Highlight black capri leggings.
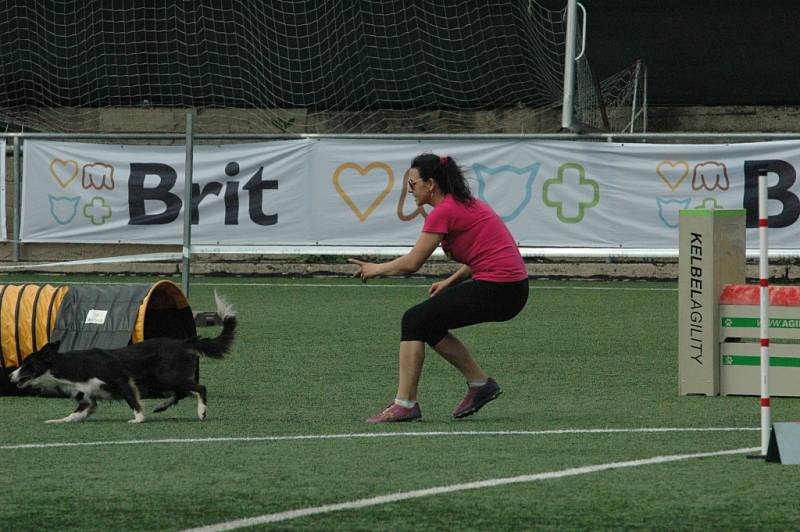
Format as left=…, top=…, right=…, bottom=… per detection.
left=401, top=278, right=529, bottom=346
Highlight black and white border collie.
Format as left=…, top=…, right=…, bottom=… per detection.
left=10, top=291, right=236, bottom=423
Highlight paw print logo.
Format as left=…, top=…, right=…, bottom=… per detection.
left=692, top=161, right=730, bottom=192
left=83, top=197, right=112, bottom=225
left=724, top=318, right=733, bottom=327
left=82, top=163, right=115, bottom=190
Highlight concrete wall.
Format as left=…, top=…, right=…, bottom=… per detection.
left=9, top=104, right=800, bottom=136
left=647, top=106, right=800, bottom=133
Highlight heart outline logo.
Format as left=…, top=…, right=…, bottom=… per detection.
left=49, top=159, right=79, bottom=189
left=396, top=168, right=428, bottom=221
left=656, top=160, right=689, bottom=191
left=333, top=162, right=395, bottom=222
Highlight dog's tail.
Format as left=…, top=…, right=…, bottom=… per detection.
left=190, top=290, right=237, bottom=359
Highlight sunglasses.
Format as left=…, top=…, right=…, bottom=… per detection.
left=408, top=178, right=421, bottom=190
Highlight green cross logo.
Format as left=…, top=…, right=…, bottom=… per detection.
left=695, top=197, right=723, bottom=209
left=542, top=163, right=600, bottom=223
left=83, top=196, right=112, bottom=225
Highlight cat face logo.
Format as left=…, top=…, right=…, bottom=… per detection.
left=473, top=163, right=540, bottom=222
left=656, top=197, right=691, bottom=228
left=48, top=195, right=80, bottom=225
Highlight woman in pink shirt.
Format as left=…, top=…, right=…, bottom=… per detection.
left=350, top=153, right=529, bottom=423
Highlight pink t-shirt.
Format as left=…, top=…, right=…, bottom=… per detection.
left=422, top=195, right=527, bottom=282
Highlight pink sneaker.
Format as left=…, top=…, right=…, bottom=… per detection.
left=367, top=402, right=422, bottom=423
left=452, top=378, right=502, bottom=419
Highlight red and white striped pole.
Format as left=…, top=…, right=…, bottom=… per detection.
left=758, top=169, right=771, bottom=456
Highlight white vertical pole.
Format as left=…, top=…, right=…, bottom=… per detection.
left=12, top=135, right=21, bottom=262
left=182, top=112, right=195, bottom=298
left=758, top=169, right=771, bottom=456
left=629, top=62, right=640, bottom=134
left=561, top=0, right=578, bottom=130
left=642, top=63, right=648, bottom=133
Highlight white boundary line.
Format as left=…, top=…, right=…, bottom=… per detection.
left=183, top=446, right=759, bottom=531
left=0, top=427, right=756, bottom=451
left=0, top=252, right=182, bottom=271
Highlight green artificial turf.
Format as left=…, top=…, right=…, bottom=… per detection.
left=1, top=275, right=799, bottom=531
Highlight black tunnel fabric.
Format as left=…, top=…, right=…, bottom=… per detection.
left=50, top=284, right=153, bottom=352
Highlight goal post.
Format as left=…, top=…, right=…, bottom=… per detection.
left=0, top=1, right=644, bottom=135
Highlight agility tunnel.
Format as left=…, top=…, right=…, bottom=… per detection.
left=0, top=280, right=196, bottom=395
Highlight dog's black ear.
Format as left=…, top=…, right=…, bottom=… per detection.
left=43, top=341, right=61, bottom=353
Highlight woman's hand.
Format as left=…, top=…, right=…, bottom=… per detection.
left=429, top=265, right=471, bottom=297
left=428, top=279, right=450, bottom=297
left=348, top=258, right=381, bottom=282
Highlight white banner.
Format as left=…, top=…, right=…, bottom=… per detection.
left=20, top=139, right=800, bottom=248
left=22, top=140, right=312, bottom=245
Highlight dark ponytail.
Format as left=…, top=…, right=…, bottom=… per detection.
left=410, top=153, right=473, bottom=203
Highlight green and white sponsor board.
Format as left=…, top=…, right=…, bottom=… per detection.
left=719, top=305, right=800, bottom=396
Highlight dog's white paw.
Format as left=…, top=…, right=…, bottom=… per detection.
left=129, top=411, right=146, bottom=424
left=46, top=412, right=85, bottom=423
left=198, top=404, right=208, bottom=420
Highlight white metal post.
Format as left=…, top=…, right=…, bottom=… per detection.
left=561, top=0, right=579, bottom=130
left=12, top=135, right=21, bottom=262
left=642, top=63, right=648, bottom=133
left=630, top=61, right=640, bottom=133
left=182, top=112, right=195, bottom=298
